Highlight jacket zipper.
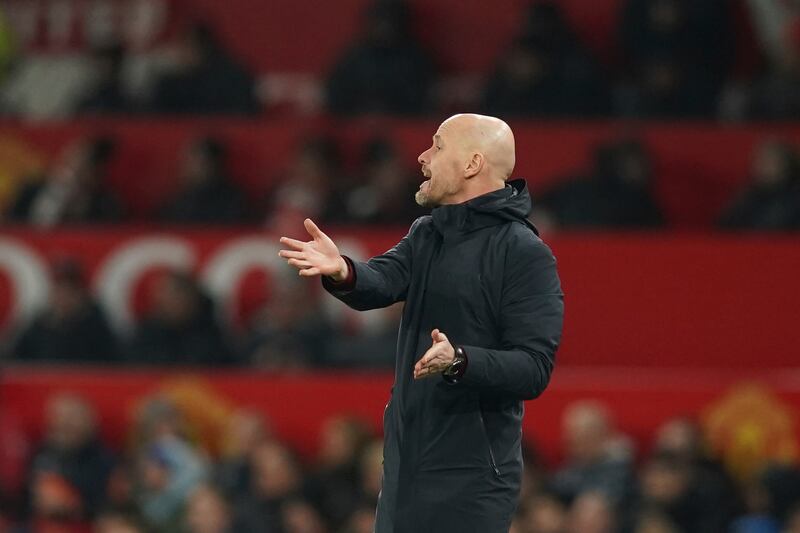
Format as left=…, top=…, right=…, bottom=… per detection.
left=478, top=409, right=501, bottom=477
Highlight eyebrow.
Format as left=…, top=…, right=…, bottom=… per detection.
left=433, top=134, right=442, bottom=144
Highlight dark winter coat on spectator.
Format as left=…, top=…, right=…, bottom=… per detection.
left=13, top=302, right=117, bottom=363
left=323, top=180, right=564, bottom=533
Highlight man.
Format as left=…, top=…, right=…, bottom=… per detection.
left=278, top=114, right=564, bottom=532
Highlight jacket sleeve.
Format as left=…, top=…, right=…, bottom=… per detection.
left=459, top=234, right=564, bottom=400
left=321, top=218, right=420, bottom=311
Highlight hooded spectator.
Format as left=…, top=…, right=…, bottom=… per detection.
left=326, top=0, right=434, bottom=115
left=128, top=270, right=233, bottom=365
left=149, top=23, right=258, bottom=115
left=159, top=137, right=249, bottom=224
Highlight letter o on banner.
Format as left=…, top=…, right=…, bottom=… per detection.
left=200, top=237, right=286, bottom=328
left=0, top=238, right=51, bottom=334
left=94, top=236, right=196, bottom=335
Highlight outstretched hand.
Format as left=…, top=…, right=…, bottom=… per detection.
left=414, top=329, right=456, bottom=379
left=279, top=218, right=348, bottom=280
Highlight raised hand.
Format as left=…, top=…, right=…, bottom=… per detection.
left=413, top=329, right=455, bottom=379
left=279, top=218, right=349, bottom=280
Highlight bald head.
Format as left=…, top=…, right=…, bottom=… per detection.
left=416, top=114, right=516, bottom=207
left=441, top=114, right=516, bottom=181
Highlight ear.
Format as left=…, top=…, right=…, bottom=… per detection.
left=464, top=152, right=484, bottom=179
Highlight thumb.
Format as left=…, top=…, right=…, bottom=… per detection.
left=304, top=218, right=323, bottom=239
left=431, top=329, right=447, bottom=344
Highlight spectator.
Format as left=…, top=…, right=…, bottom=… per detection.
left=265, top=136, right=346, bottom=235
left=8, top=136, right=124, bottom=226
left=94, top=511, right=145, bottom=533
left=515, top=491, right=568, bottom=533
left=77, top=43, right=134, bottom=115
left=552, top=401, right=635, bottom=505
left=12, top=258, right=118, bottom=363
left=128, top=271, right=234, bottom=365
left=241, top=274, right=333, bottom=369
left=537, top=139, right=664, bottom=230
left=748, top=45, right=800, bottom=120
left=718, top=140, right=800, bottom=230
left=159, top=137, right=250, bottom=225
left=215, top=410, right=273, bottom=500
left=355, top=439, right=384, bottom=506
left=133, top=399, right=208, bottom=533
left=630, top=509, right=682, bottom=533
left=233, top=441, right=303, bottom=532
left=281, top=498, right=328, bottom=533
left=24, top=394, right=115, bottom=522
left=482, top=38, right=571, bottom=118
left=149, top=23, right=258, bottom=115
left=326, top=303, right=401, bottom=368
left=651, top=417, right=738, bottom=529
left=483, top=3, right=610, bottom=117
left=184, top=484, right=233, bottom=533
left=566, top=491, right=617, bottom=533
left=617, top=0, right=734, bottom=118
left=326, top=0, right=434, bottom=115
left=342, top=137, right=426, bottom=225
left=305, top=416, right=371, bottom=528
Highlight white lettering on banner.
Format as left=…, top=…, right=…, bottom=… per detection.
left=0, top=234, right=394, bottom=338
left=200, top=238, right=287, bottom=328
left=93, top=236, right=195, bottom=335
left=0, top=238, right=51, bottom=332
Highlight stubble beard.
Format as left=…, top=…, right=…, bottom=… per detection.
left=415, top=189, right=432, bottom=207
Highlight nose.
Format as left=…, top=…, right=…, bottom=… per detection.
left=418, top=149, right=429, bottom=165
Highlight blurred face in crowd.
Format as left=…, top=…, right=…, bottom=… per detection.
left=359, top=439, right=385, bottom=498
left=346, top=507, right=377, bottom=533
left=95, top=513, right=143, bottom=533
left=752, top=142, right=796, bottom=188
left=566, top=492, right=615, bottom=533
left=648, top=0, right=683, bottom=33
left=520, top=493, right=567, bottom=533
left=282, top=500, right=326, bottom=533
left=152, top=272, right=199, bottom=326
left=563, top=402, right=611, bottom=465
left=50, top=279, right=88, bottom=322
left=223, top=410, right=270, bottom=458
left=319, top=416, right=367, bottom=468
left=252, top=442, right=300, bottom=500
left=640, top=457, right=690, bottom=505
left=185, top=485, right=231, bottom=533
left=46, top=394, right=96, bottom=452
left=183, top=143, right=219, bottom=188
left=655, top=417, right=701, bottom=460
left=417, top=114, right=514, bottom=207
left=503, top=44, right=549, bottom=88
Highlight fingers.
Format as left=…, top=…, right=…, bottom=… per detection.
left=278, top=250, right=306, bottom=261
left=431, top=328, right=439, bottom=342
left=304, top=218, right=323, bottom=239
left=279, top=237, right=306, bottom=250
left=299, top=267, right=321, bottom=277
left=288, top=258, right=313, bottom=269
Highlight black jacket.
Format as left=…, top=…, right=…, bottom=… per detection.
left=324, top=179, right=564, bottom=533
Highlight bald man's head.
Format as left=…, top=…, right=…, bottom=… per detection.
left=416, top=114, right=516, bottom=207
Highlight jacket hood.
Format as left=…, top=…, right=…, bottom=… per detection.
left=431, top=178, right=538, bottom=237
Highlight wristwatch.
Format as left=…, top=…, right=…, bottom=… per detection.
left=442, top=345, right=468, bottom=383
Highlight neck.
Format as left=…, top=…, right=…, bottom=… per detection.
left=443, top=178, right=505, bottom=205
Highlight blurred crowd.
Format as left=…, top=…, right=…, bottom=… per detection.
left=3, top=256, right=400, bottom=369
left=2, top=128, right=799, bottom=232
left=1, top=0, right=800, bottom=120
left=2, top=393, right=800, bottom=533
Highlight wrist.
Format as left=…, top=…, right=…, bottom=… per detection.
left=442, top=345, right=468, bottom=383
left=330, top=257, right=348, bottom=282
